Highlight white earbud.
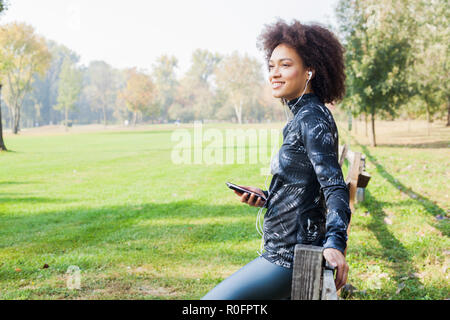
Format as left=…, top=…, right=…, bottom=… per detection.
left=308, top=71, right=312, bottom=80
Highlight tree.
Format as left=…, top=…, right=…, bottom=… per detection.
left=214, top=51, right=264, bottom=124
left=185, top=49, right=222, bottom=85
left=25, top=41, right=79, bottom=126
left=0, top=22, right=51, bottom=134
left=405, top=0, right=449, bottom=131
left=0, top=0, right=8, bottom=150
left=54, top=56, right=82, bottom=129
left=0, top=1, right=7, bottom=14
left=0, top=84, right=6, bottom=150
left=111, top=69, right=129, bottom=124
left=185, top=49, right=222, bottom=121
left=119, top=68, right=157, bottom=126
left=256, top=83, right=284, bottom=122
left=83, top=61, right=117, bottom=126
left=151, top=55, right=178, bottom=121
left=336, top=0, right=417, bottom=146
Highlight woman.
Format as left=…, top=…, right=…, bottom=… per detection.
left=202, top=19, right=351, bottom=300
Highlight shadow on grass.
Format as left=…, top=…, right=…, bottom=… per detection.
left=0, top=149, right=19, bottom=153
left=350, top=137, right=448, bottom=238
left=380, top=141, right=450, bottom=149
left=0, top=196, right=74, bottom=204
left=102, top=130, right=174, bottom=136
left=341, top=132, right=449, bottom=298
left=0, top=181, right=71, bottom=205
left=361, top=189, right=424, bottom=296
left=0, top=181, right=37, bottom=185
left=0, top=200, right=260, bottom=263
left=0, top=199, right=264, bottom=301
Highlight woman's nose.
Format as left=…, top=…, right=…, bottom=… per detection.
left=270, top=67, right=281, bottom=78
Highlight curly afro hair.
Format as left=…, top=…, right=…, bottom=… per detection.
left=257, top=19, right=346, bottom=105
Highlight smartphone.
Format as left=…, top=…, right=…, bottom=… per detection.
left=226, top=182, right=267, bottom=201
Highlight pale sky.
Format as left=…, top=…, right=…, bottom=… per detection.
left=1, top=0, right=339, bottom=79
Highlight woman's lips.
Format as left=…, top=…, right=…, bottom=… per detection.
left=272, top=82, right=285, bottom=89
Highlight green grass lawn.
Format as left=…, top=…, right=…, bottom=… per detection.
left=0, top=122, right=448, bottom=299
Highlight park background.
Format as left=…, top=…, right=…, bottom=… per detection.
left=0, top=0, right=448, bottom=299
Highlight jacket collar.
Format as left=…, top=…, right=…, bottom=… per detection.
left=286, top=93, right=321, bottom=116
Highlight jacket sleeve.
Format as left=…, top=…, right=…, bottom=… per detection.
left=262, top=190, right=269, bottom=208
left=298, top=105, right=351, bottom=254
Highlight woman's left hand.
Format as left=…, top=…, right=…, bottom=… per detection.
left=322, top=248, right=349, bottom=291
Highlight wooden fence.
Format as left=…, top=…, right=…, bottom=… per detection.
left=291, top=144, right=371, bottom=300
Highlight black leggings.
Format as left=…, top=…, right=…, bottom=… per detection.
left=201, top=256, right=293, bottom=300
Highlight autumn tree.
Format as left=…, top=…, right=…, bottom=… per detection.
left=151, top=55, right=178, bottom=121
left=186, top=49, right=222, bottom=120
left=110, top=69, right=128, bottom=124
left=54, top=56, right=82, bottom=129
left=0, top=22, right=51, bottom=134
left=257, top=82, right=284, bottom=122
left=24, top=41, right=80, bottom=126
left=214, top=51, right=263, bottom=124
left=83, top=61, right=117, bottom=126
left=119, top=68, right=157, bottom=126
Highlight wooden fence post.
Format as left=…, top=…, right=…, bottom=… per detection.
left=321, top=268, right=338, bottom=300
left=291, top=145, right=371, bottom=300
left=291, top=244, right=324, bottom=300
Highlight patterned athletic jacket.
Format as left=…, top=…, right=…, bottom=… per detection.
left=261, top=93, right=351, bottom=269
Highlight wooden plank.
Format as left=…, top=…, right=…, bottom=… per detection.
left=338, top=144, right=348, bottom=167
left=321, top=269, right=338, bottom=300
left=343, top=151, right=361, bottom=258
left=291, top=244, right=324, bottom=300
left=346, top=151, right=361, bottom=216
left=357, top=171, right=371, bottom=188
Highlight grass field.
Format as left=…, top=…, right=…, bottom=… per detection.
left=0, top=119, right=449, bottom=300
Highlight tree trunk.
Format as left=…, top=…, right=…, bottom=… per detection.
left=65, top=106, right=69, bottom=132
left=446, top=100, right=449, bottom=127
left=13, top=104, right=20, bottom=134
left=234, top=103, right=242, bottom=124
left=0, top=84, right=7, bottom=151
left=102, top=104, right=107, bottom=127
left=133, top=111, right=137, bottom=126
left=426, top=104, right=431, bottom=136
left=9, top=111, right=13, bottom=132
left=364, top=112, right=368, bottom=137
left=370, top=109, right=376, bottom=147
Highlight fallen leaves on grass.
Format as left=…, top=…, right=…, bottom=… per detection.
left=137, top=285, right=177, bottom=297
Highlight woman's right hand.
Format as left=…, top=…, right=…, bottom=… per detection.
left=234, top=186, right=266, bottom=208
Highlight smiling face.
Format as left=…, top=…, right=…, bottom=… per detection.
left=268, top=43, right=313, bottom=101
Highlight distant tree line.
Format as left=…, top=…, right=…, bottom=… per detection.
left=0, top=22, right=283, bottom=135
left=0, top=0, right=448, bottom=150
